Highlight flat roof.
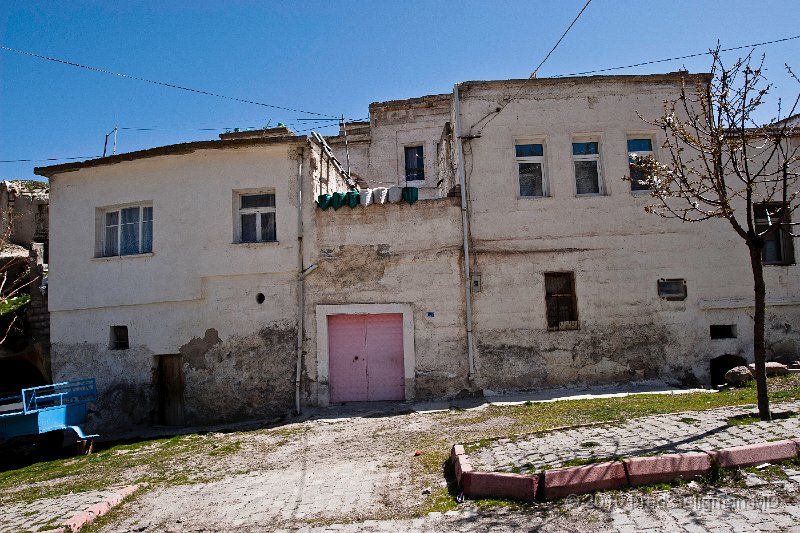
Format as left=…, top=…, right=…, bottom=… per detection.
left=34, top=134, right=306, bottom=177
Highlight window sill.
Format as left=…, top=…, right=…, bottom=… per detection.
left=232, top=241, right=280, bottom=247
left=93, top=253, right=154, bottom=262
left=518, top=195, right=552, bottom=200
left=575, top=193, right=608, bottom=198
left=630, top=189, right=652, bottom=196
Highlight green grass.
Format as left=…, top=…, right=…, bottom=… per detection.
left=727, top=410, right=797, bottom=426
left=456, top=376, right=800, bottom=454
left=0, top=294, right=30, bottom=316
left=557, top=456, right=621, bottom=468
left=0, top=433, right=248, bottom=506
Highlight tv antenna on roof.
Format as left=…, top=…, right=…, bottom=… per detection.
left=103, top=126, right=117, bottom=157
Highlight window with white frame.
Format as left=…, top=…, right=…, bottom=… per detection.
left=102, top=204, right=153, bottom=257
left=404, top=145, right=425, bottom=181
left=515, top=142, right=547, bottom=197
left=572, top=140, right=602, bottom=195
left=628, top=138, right=654, bottom=191
left=237, top=191, right=276, bottom=243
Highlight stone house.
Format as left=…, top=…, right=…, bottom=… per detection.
left=0, top=180, right=51, bottom=392
left=35, top=73, right=800, bottom=432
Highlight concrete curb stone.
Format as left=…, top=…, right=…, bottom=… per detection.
left=39, top=484, right=139, bottom=533
left=711, top=440, right=798, bottom=468
left=462, top=471, right=538, bottom=501
left=624, top=452, right=713, bottom=486
left=541, top=461, right=628, bottom=501
left=454, top=437, right=800, bottom=502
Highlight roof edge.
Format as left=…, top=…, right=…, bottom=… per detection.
left=458, top=72, right=713, bottom=90
left=35, top=135, right=307, bottom=177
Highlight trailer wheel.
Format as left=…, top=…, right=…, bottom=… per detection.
left=76, top=439, right=94, bottom=455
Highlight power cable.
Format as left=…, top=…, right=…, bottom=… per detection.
left=0, top=45, right=337, bottom=118
left=531, top=0, right=593, bottom=77
left=0, top=119, right=360, bottom=163
left=471, top=0, right=593, bottom=132
left=552, top=34, right=800, bottom=78
left=1, top=156, right=101, bottom=163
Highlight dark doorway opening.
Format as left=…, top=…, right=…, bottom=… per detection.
left=710, top=353, right=747, bottom=386
left=0, top=359, right=47, bottom=397
left=156, top=354, right=185, bottom=426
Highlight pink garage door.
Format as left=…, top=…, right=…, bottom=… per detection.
left=328, top=313, right=405, bottom=402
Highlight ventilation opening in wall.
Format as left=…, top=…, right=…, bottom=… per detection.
left=256, top=293, right=265, bottom=304
left=710, top=324, right=737, bottom=340
left=110, top=326, right=129, bottom=350
left=657, top=278, right=687, bottom=300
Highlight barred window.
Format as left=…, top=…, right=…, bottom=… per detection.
left=545, top=272, right=579, bottom=331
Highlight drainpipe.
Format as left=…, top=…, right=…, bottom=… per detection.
left=295, top=148, right=304, bottom=415
left=453, top=84, right=476, bottom=381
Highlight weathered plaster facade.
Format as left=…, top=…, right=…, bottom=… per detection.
left=36, top=73, right=800, bottom=433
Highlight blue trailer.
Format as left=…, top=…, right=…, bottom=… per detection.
left=0, top=378, right=98, bottom=450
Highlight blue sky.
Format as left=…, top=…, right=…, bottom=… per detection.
left=2, top=1, right=799, bottom=181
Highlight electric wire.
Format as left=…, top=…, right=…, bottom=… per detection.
left=472, top=0, right=593, bottom=132
left=551, top=34, right=800, bottom=78
left=1, top=156, right=101, bottom=163
left=0, top=118, right=366, bottom=163
left=0, top=45, right=337, bottom=118
left=532, top=0, right=593, bottom=77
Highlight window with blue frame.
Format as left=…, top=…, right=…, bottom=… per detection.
left=628, top=138, right=654, bottom=191
left=572, top=141, right=602, bottom=195
left=515, top=143, right=547, bottom=197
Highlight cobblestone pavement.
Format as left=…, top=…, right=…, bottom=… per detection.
left=471, top=400, right=800, bottom=473
left=6, top=391, right=800, bottom=532
left=108, top=460, right=402, bottom=531
left=280, top=471, right=800, bottom=532
left=0, top=486, right=125, bottom=533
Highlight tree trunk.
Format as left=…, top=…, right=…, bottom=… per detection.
left=748, top=243, right=771, bottom=421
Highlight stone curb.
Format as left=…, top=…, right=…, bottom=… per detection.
left=541, top=461, right=627, bottom=501
left=39, top=484, right=139, bottom=533
left=451, top=437, right=800, bottom=502
left=710, top=439, right=798, bottom=469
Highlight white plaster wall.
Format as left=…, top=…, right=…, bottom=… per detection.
left=329, top=95, right=452, bottom=199
left=49, top=144, right=303, bottom=314
left=303, top=196, right=467, bottom=401
left=48, top=142, right=313, bottom=429
left=457, top=76, right=800, bottom=386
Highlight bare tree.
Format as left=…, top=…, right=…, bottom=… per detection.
left=629, top=49, right=800, bottom=421
left=0, top=211, right=34, bottom=344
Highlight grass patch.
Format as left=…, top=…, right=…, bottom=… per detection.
left=557, top=456, right=622, bottom=468
left=679, top=417, right=698, bottom=424
left=580, top=441, right=600, bottom=448
left=728, top=410, right=796, bottom=426
left=0, top=432, right=249, bottom=506
left=456, top=375, right=800, bottom=454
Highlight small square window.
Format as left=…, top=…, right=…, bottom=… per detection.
left=237, top=191, right=277, bottom=243
left=515, top=142, right=547, bottom=197
left=572, top=140, right=602, bottom=195
left=404, top=145, right=425, bottom=181
left=545, top=272, right=579, bottom=331
left=628, top=138, right=654, bottom=191
left=710, top=324, right=737, bottom=339
left=657, top=278, right=687, bottom=301
left=110, top=326, right=129, bottom=350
